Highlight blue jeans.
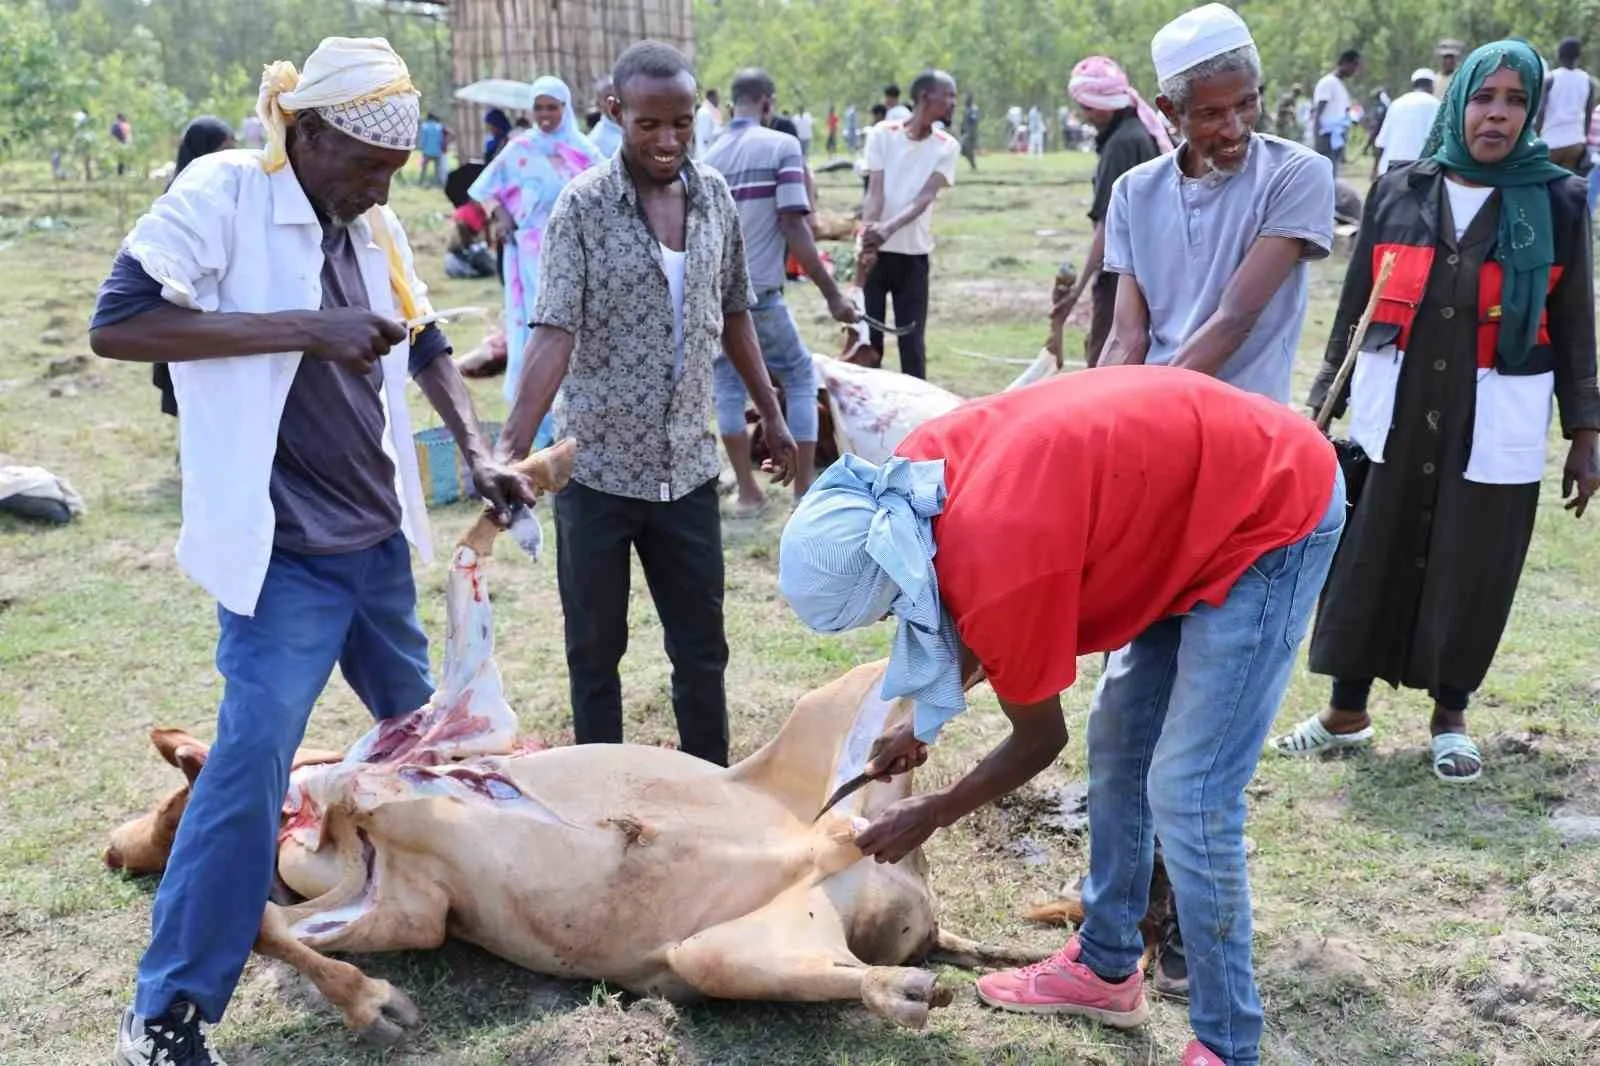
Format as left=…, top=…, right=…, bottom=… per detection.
left=1078, top=470, right=1345, bottom=1065
left=713, top=289, right=819, bottom=442
left=133, top=533, right=434, bottom=1023
left=1588, top=157, right=1599, bottom=215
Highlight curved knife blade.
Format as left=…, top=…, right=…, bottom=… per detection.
left=813, top=770, right=876, bottom=823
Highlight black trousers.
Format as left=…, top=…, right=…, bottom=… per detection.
left=863, top=251, right=931, bottom=379
left=554, top=478, right=729, bottom=765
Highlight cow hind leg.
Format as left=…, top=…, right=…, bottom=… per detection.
left=255, top=904, right=421, bottom=1046
left=665, top=888, right=953, bottom=1030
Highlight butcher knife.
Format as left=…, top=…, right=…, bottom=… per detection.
left=859, top=312, right=918, bottom=338
left=813, top=770, right=877, bottom=823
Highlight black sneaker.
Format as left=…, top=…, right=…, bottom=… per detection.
left=1151, top=921, right=1190, bottom=1001
left=114, top=1002, right=226, bottom=1066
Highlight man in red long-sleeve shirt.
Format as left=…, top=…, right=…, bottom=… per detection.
left=778, top=366, right=1343, bottom=1066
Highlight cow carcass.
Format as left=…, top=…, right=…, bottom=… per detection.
left=105, top=440, right=1041, bottom=1043
left=750, top=353, right=966, bottom=472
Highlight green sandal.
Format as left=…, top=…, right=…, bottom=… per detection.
left=1430, top=732, right=1483, bottom=783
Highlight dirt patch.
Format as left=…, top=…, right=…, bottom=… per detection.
left=1549, top=761, right=1600, bottom=845
left=1454, top=931, right=1560, bottom=1024
left=510, top=997, right=687, bottom=1066
left=995, top=783, right=1088, bottom=866
left=1522, top=872, right=1589, bottom=915
left=44, top=354, right=89, bottom=378
left=1408, top=929, right=1600, bottom=1062
left=1263, top=934, right=1380, bottom=1002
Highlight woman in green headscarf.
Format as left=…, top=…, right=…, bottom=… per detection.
left=1276, top=39, right=1600, bottom=782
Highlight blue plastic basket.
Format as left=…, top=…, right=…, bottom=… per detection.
left=413, top=422, right=503, bottom=507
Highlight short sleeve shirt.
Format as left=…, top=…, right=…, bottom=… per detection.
left=895, top=367, right=1337, bottom=703
left=1102, top=133, right=1335, bottom=402
left=703, top=119, right=810, bottom=293
left=532, top=154, right=756, bottom=502
left=1089, top=111, right=1163, bottom=224
left=866, top=122, right=961, bottom=255
left=1314, top=73, right=1351, bottom=126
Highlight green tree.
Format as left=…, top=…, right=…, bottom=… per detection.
left=0, top=0, right=91, bottom=160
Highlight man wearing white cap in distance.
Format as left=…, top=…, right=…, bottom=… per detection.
left=1371, top=68, right=1441, bottom=179
left=1097, top=2, right=1334, bottom=411
left=91, top=37, right=534, bottom=1066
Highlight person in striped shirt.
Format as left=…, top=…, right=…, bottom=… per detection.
left=703, top=68, right=859, bottom=511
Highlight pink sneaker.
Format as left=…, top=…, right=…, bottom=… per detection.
left=1182, top=1038, right=1227, bottom=1065
left=975, top=936, right=1149, bottom=1027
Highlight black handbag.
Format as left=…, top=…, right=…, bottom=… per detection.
left=1331, top=437, right=1370, bottom=507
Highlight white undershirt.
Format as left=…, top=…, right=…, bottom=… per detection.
left=1444, top=180, right=1495, bottom=241
left=661, top=243, right=687, bottom=378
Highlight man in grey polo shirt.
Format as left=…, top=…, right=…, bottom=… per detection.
left=704, top=67, right=859, bottom=514
left=1080, top=1, right=1333, bottom=1033
left=1099, top=3, right=1334, bottom=405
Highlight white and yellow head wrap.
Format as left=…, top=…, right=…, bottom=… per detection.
left=258, top=36, right=420, bottom=173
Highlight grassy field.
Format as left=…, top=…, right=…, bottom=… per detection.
left=1, top=147, right=1597, bottom=1066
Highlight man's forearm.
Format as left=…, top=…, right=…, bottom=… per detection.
left=881, top=192, right=936, bottom=238
left=723, top=310, right=782, bottom=419
left=933, top=709, right=1067, bottom=827
left=1169, top=309, right=1259, bottom=377
left=498, top=327, right=573, bottom=460
left=90, top=304, right=320, bottom=363
left=780, top=214, right=846, bottom=306
left=414, top=355, right=490, bottom=467
left=1070, top=223, right=1108, bottom=303
left=861, top=178, right=885, bottom=224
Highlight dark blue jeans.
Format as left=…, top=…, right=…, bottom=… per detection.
left=1079, top=470, right=1345, bottom=1065
left=133, top=533, right=433, bottom=1022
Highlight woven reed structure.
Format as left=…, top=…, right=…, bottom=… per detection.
left=441, top=0, right=694, bottom=155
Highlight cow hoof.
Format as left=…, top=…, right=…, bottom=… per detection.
left=863, top=967, right=949, bottom=1029
left=352, top=982, right=420, bottom=1047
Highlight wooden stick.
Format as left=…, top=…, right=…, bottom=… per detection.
left=1316, top=250, right=1399, bottom=434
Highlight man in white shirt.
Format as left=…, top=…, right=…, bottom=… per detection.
left=794, top=107, right=815, bottom=156
left=1312, top=48, right=1360, bottom=167
left=1372, top=68, right=1441, bottom=178
left=94, top=37, right=533, bottom=1066
left=1541, top=37, right=1595, bottom=172
left=860, top=69, right=961, bottom=379
left=694, top=87, right=723, bottom=158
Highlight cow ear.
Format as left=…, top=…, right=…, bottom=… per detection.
left=150, top=728, right=210, bottom=782
left=173, top=745, right=208, bottom=785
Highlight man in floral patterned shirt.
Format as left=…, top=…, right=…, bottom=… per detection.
left=500, top=40, right=796, bottom=766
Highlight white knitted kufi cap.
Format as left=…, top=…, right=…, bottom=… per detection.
left=1151, top=4, right=1256, bottom=83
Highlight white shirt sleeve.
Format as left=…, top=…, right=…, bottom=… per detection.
left=120, top=155, right=239, bottom=312
left=1313, top=75, right=1336, bottom=108
left=937, top=136, right=960, bottom=186
left=865, top=124, right=889, bottom=171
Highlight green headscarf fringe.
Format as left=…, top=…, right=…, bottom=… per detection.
left=1422, top=38, right=1571, bottom=369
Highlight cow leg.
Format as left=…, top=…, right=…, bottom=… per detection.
left=254, top=903, right=420, bottom=1046
left=925, top=929, right=1053, bottom=970
left=666, top=885, right=953, bottom=1029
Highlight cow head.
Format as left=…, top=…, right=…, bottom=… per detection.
left=104, top=729, right=208, bottom=875
left=105, top=729, right=343, bottom=876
